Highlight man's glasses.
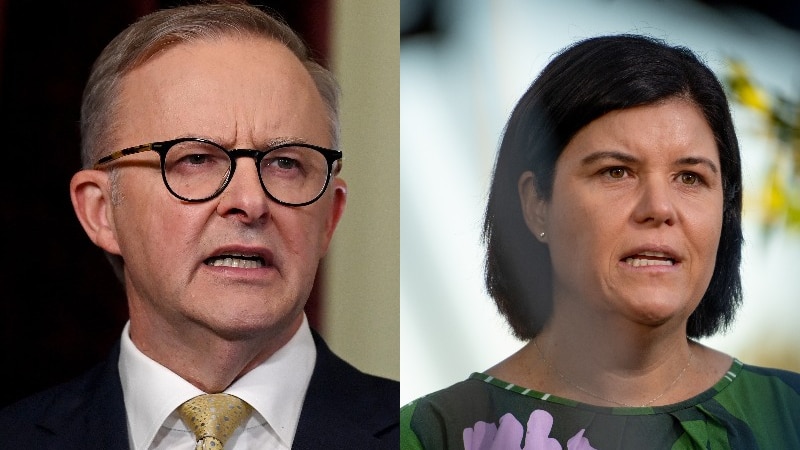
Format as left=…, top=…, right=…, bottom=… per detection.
left=94, top=137, right=342, bottom=206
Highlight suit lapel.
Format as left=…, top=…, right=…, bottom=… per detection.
left=38, top=341, right=130, bottom=448
left=292, top=330, right=394, bottom=450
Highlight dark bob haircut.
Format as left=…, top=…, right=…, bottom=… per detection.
left=482, top=34, right=743, bottom=340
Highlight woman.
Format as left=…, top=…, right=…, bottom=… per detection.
left=400, top=34, right=800, bottom=449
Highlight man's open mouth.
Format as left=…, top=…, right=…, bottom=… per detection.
left=205, top=253, right=266, bottom=269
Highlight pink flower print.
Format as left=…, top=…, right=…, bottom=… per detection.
left=463, top=410, right=596, bottom=450
left=523, top=410, right=562, bottom=449
left=463, top=418, right=500, bottom=450
left=566, top=429, right=595, bottom=450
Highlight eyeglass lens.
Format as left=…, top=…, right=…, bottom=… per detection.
left=163, top=140, right=331, bottom=204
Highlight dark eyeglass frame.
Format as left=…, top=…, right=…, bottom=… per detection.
left=94, top=137, right=343, bottom=206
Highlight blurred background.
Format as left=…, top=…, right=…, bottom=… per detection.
left=0, top=0, right=399, bottom=408
left=401, top=0, right=800, bottom=405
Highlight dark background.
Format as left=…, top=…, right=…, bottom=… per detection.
left=0, top=0, right=331, bottom=408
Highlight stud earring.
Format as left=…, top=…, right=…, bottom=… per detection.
left=539, top=232, right=546, bottom=239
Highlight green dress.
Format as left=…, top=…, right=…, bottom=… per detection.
left=401, top=359, right=800, bottom=449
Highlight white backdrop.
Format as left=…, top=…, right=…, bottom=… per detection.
left=400, top=0, right=800, bottom=405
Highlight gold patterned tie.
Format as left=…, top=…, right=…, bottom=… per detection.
left=178, top=393, right=253, bottom=450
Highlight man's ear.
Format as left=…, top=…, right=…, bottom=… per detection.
left=319, top=177, right=347, bottom=255
left=518, top=171, right=548, bottom=243
left=70, top=170, right=122, bottom=255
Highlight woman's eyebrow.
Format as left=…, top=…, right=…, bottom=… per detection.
left=676, top=156, right=719, bottom=174
left=580, top=151, right=720, bottom=175
left=580, top=150, right=639, bottom=165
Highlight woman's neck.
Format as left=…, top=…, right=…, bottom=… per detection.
left=486, top=303, right=730, bottom=407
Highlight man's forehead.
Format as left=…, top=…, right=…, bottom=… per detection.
left=112, top=35, right=328, bottom=150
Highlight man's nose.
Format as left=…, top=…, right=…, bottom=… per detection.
left=216, top=156, right=272, bottom=223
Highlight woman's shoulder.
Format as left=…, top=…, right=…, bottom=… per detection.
left=734, top=360, right=800, bottom=393
left=710, top=359, right=800, bottom=426
left=401, top=373, right=496, bottom=411
left=401, top=374, right=499, bottom=450
left=704, top=359, right=800, bottom=445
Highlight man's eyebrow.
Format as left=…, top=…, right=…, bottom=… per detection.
left=580, top=151, right=639, bottom=165
left=267, top=136, right=309, bottom=146
left=676, top=156, right=719, bottom=174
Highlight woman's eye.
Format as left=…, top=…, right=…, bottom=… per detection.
left=607, top=167, right=626, bottom=179
left=680, top=172, right=699, bottom=185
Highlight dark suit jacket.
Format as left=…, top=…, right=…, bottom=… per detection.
left=0, top=329, right=399, bottom=449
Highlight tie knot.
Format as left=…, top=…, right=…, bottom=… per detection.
left=179, top=393, right=253, bottom=449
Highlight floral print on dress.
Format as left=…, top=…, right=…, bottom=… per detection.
left=463, top=410, right=596, bottom=450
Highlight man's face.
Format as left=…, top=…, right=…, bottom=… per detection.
left=105, top=36, right=345, bottom=341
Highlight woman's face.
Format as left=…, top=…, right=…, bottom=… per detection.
left=526, top=98, right=723, bottom=328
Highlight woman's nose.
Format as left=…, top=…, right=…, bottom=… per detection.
left=632, top=178, right=676, bottom=226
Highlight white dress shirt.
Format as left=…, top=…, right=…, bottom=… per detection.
left=118, top=315, right=317, bottom=450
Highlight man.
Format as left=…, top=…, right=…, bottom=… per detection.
left=0, top=2, right=398, bottom=449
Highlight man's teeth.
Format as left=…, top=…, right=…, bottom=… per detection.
left=207, top=255, right=264, bottom=268
left=625, top=251, right=674, bottom=267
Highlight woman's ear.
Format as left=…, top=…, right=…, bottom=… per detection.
left=518, top=171, right=548, bottom=243
left=70, top=170, right=122, bottom=255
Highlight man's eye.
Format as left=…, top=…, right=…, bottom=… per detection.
left=186, top=154, right=212, bottom=165
left=273, top=157, right=299, bottom=170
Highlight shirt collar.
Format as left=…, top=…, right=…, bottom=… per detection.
left=119, top=315, right=316, bottom=450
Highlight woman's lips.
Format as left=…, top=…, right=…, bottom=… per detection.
left=623, top=251, right=676, bottom=267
